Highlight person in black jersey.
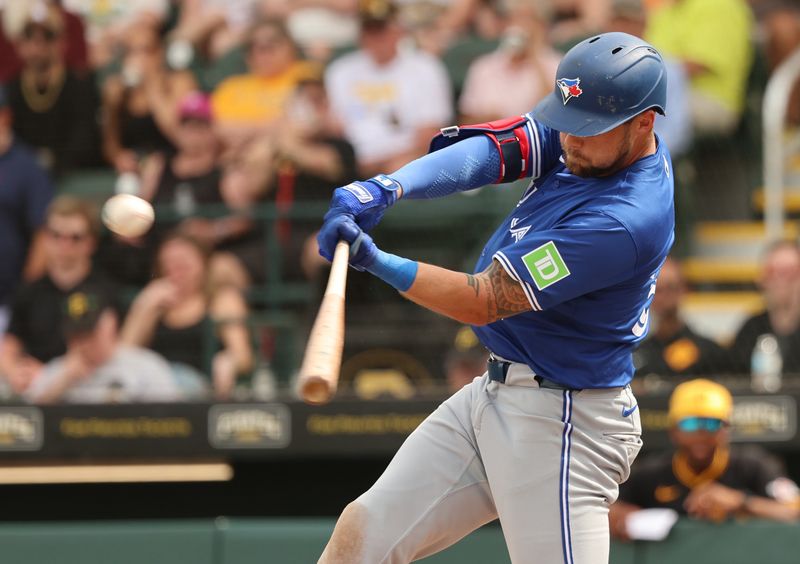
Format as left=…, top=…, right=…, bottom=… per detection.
left=634, top=257, right=728, bottom=377
left=609, top=379, right=800, bottom=540
left=0, top=195, right=118, bottom=396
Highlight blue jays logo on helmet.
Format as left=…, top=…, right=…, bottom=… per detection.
left=556, top=78, right=583, bottom=105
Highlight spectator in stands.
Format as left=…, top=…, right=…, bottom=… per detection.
left=458, top=0, right=560, bottom=123
left=4, top=0, right=100, bottom=175
left=204, top=139, right=275, bottom=291
left=443, top=325, right=489, bottom=393
left=0, top=0, right=89, bottom=82
left=325, top=0, right=453, bottom=177
left=549, top=0, right=613, bottom=50
left=277, top=0, right=360, bottom=64
left=209, top=78, right=357, bottom=290
left=750, top=0, right=800, bottom=124
left=645, top=0, right=754, bottom=136
left=121, top=232, right=253, bottom=400
left=101, top=21, right=197, bottom=173
left=0, top=196, right=116, bottom=396
left=393, top=0, right=481, bottom=56
left=605, top=0, right=692, bottom=158
left=730, top=240, right=800, bottom=376
left=634, top=257, right=728, bottom=378
left=0, top=84, right=53, bottom=339
left=24, top=288, right=180, bottom=404
left=167, top=0, right=260, bottom=62
left=62, top=0, right=169, bottom=70
left=139, top=91, right=223, bottom=211
left=609, top=379, right=800, bottom=540
left=211, top=18, right=320, bottom=157
left=97, top=91, right=226, bottom=287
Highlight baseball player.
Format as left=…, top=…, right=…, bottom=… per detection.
left=317, top=32, right=674, bottom=564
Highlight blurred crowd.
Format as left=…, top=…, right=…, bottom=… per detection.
left=0, top=0, right=799, bottom=403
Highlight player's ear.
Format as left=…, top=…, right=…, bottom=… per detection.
left=635, top=110, right=656, bottom=133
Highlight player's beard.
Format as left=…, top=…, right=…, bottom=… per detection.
left=563, top=129, right=636, bottom=178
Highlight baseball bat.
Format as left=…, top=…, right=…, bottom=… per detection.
left=298, top=240, right=350, bottom=405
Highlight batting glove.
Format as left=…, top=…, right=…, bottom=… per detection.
left=317, top=214, right=378, bottom=271
left=323, top=174, right=401, bottom=231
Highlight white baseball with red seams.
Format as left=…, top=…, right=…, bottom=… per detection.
left=101, top=194, right=154, bottom=238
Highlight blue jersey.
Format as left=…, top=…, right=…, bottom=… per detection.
left=472, top=115, right=674, bottom=388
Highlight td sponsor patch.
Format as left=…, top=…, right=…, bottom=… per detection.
left=523, top=241, right=571, bottom=290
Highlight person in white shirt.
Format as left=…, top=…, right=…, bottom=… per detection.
left=325, top=0, right=453, bottom=177
left=458, top=2, right=561, bottom=123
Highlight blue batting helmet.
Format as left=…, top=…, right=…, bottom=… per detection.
left=531, top=32, right=667, bottom=137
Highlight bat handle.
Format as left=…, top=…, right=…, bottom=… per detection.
left=326, top=240, right=350, bottom=297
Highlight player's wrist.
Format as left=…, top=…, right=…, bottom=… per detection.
left=340, top=175, right=401, bottom=210
left=369, top=174, right=403, bottom=204
left=737, top=491, right=752, bottom=512
left=365, top=249, right=418, bottom=292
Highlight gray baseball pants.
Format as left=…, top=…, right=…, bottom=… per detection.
left=345, top=362, right=642, bottom=563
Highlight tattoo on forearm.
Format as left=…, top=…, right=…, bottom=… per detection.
left=466, top=274, right=480, bottom=297
left=484, top=262, right=532, bottom=320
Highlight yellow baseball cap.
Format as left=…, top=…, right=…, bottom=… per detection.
left=668, top=379, right=733, bottom=423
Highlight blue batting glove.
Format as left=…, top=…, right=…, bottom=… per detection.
left=317, top=213, right=350, bottom=263
left=317, top=215, right=378, bottom=271
left=323, top=175, right=402, bottom=234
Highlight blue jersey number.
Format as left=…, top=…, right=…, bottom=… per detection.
left=632, top=279, right=657, bottom=337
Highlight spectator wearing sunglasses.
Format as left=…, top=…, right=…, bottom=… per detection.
left=609, top=379, right=800, bottom=541
left=3, top=0, right=100, bottom=176
left=0, top=195, right=119, bottom=398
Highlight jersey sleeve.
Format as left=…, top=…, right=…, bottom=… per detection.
left=493, top=212, right=637, bottom=311
left=740, top=447, right=800, bottom=502
left=524, top=116, right=564, bottom=180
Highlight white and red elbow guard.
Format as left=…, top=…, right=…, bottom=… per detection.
left=428, top=116, right=531, bottom=184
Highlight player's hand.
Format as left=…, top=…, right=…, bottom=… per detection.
left=684, top=482, right=746, bottom=522
left=317, top=214, right=378, bottom=271
left=323, top=175, right=401, bottom=234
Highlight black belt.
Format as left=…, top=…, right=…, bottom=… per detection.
left=487, top=358, right=581, bottom=391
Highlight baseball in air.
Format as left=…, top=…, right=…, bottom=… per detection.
left=101, top=194, right=155, bottom=238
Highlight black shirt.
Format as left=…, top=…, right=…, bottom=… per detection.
left=7, top=70, right=101, bottom=175
left=634, top=324, right=729, bottom=377
left=6, top=267, right=119, bottom=363
left=619, top=446, right=789, bottom=514
left=150, top=314, right=211, bottom=375
left=730, top=312, right=800, bottom=376
left=151, top=159, right=222, bottom=211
